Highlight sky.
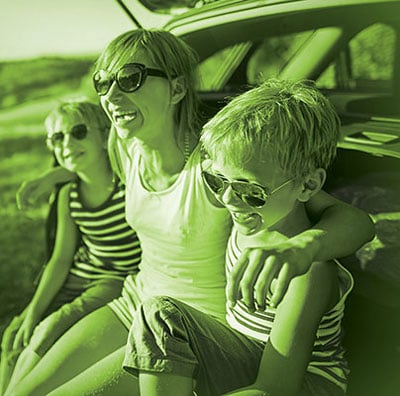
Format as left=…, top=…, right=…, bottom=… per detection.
left=0, top=0, right=137, bottom=60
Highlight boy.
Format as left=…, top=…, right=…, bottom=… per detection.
left=122, top=80, right=353, bottom=396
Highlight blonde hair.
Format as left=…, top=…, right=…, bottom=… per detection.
left=201, top=79, right=340, bottom=179
left=45, top=100, right=110, bottom=141
left=94, top=29, right=201, bottom=182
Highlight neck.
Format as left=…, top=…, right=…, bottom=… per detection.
left=76, top=158, right=114, bottom=189
left=133, top=123, right=190, bottom=177
left=269, top=202, right=311, bottom=238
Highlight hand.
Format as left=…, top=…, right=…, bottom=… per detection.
left=16, top=177, right=52, bottom=211
left=1, top=314, right=25, bottom=354
left=227, top=233, right=319, bottom=310
left=12, top=309, right=40, bottom=350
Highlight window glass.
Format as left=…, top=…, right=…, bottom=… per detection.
left=247, top=31, right=314, bottom=85
left=317, top=23, right=395, bottom=91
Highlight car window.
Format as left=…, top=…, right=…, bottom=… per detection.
left=317, top=23, right=396, bottom=93
left=196, top=42, right=252, bottom=91
left=247, top=31, right=314, bottom=85
left=195, top=30, right=321, bottom=92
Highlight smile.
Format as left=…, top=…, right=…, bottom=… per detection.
left=114, top=111, right=138, bottom=123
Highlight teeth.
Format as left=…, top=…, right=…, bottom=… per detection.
left=115, top=111, right=137, bottom=122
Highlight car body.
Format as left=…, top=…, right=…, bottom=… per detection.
left=116, top=1, right=400, bottom=395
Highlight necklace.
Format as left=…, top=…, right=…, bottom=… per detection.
left=183, top=129, right=190, bottom=163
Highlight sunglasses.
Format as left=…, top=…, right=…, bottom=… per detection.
left=93, top=63, right=168, bottom=96
left=202, top=170, right=294, bottom=208
left=46, top=124, right=88, bottom=150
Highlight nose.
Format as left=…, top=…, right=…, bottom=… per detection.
left=62, top=133, right=74, bottom=148
left=104, top=80, right=123, bottom=101
left=221, top=186, right=243, bottom=207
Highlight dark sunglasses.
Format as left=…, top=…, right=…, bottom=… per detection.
left=93, top=63, right=168, bottom=96
left=202, top=170, right=294, bottom=208
left=46, top=124, right=88, bottom=150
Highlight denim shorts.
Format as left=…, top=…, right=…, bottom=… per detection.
left=123, top=296, right=344, bottom=396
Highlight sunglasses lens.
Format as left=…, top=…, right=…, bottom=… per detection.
left=71, top=124, right=88, bottom=140
left=202, top=171, right=225, bottom=194
left=48, top=132, right=64, bottom=148
left=242, top=195, right=266, bottom=208
left=93, top=70, right=112, bottom=95
left=231, top=182, right=267, bottom=208
left=117, top=65, right=142, bottom=92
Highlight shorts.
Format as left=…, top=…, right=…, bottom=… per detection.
left=123, top=296, right=345, bottom=396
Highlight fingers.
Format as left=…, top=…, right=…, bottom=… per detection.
left=230, top=249, right=265, bottom=312
left=16, top=181, right=37, bottom=211
left=1, top=316, right=22, bottom=352
left=254, top=256, right=280, bottom=310
left=270, top=262, right=292, bottom=308
left=227, top=250, right=249, bottom=307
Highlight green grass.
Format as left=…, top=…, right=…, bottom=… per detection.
left=0, top=103, right=55, bottom=333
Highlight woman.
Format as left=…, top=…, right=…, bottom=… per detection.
left=7, top=29, right=374, bottom=396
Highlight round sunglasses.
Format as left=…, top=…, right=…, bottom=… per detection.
left=93, top=63, right=168, bottom=96
left=201, top=170, right=294, bottom=208
left=46, top=124, right=88, bottom=150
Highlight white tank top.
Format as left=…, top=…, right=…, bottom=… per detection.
left=124, top=142, right=232, bottom=321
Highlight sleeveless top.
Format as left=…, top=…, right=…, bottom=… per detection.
left=226, top=228, right=354, bottom=391
left=119, top=142, right=232, bottom=321
left=68, top=179, right=141, bottom=280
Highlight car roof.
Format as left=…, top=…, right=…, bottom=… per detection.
left=161, top=0, right=400, bottom=60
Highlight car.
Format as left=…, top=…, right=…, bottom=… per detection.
left=113, top=1, right=400, bottom=395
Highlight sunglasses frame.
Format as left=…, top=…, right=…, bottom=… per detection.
left=46, top=124, right=88, bottom=150
left=93, top=63, right=168, bottom=96
left=202, top=170, right=294, bottom=208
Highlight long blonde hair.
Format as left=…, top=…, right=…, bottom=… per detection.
left=94, top=29, right=201, bottom=182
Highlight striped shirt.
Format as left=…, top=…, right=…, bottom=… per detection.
left=68, top=179, right=141, bottom=280
left=226, top=228, right=353, bottom=391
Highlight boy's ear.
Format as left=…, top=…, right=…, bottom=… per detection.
left=297, top=168, right=326, bottom=202
left=170, top=76, right=187, bottom=105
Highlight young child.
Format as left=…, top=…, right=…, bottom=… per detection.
left=0, top=101, right=141, bottom=393
left=122, top=80, right=353, bottom=396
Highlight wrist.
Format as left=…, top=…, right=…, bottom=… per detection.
left=293, top=228, right=324, bottom=262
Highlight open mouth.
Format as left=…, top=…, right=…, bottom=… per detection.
left=114, top=111, right=138, bottom=124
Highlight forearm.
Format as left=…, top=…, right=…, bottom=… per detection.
left=43, top=166, right=75, bottom=185
left=28, top=262, right=70, bottom=318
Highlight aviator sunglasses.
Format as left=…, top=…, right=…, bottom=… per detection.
left=202, top=170, right=294, bottom=208
left=46, top=124, right=88, bottom=150
left=93, top=63, right=168, bottom=96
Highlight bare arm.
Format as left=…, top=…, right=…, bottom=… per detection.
left=226, top=260, right=337, bottom=396
left=16, top=167, right=75, bottom=211
left=13, top=185, right=79, bottom=348
left=227, top=190, right=374, bottom=309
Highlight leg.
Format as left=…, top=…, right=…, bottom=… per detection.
left=5, top=305, right=128, bottom=396
left=124, top=296, right=264, bottom=396
left=5, top=348, right=40, bottom=392
left=48, top=346, right=139, bottom=396
left=6, top=278, right=123, bottom=389
left=140, top=373, right=193, bottom=396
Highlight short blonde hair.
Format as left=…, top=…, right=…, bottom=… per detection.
left=45, top=100, right=110, bottom=141
left=201, top=79, right=340, bottom=179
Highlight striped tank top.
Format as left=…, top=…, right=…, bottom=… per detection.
left=68, top=179, right=141, bottom=280
left=226, top=228, right=354, bottom=391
